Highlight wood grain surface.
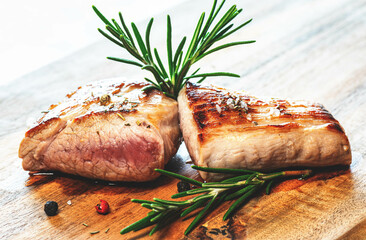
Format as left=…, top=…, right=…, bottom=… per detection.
left=1, top=0, right=366, bottom=239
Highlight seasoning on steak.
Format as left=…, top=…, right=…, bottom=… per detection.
left=178, top=82, right=352, bottom=181
left=19, top=78, right=181, bottom=182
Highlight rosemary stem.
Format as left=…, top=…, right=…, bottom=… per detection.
left=284, top=169, right=312, bottom=177
left=201, top=182, right=243, bottom=188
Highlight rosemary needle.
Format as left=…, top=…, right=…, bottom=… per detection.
left=93, top=0, right=255, bottom=99
left=120, top=165, right=312, bottom=236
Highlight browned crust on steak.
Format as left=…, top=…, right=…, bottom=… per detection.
left=185, top=82, right=344, bottom=144
left=25, top=81, right=158, bottom=137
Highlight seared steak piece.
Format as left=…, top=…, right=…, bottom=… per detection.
left=178, top=82, right=351, bottom=181
left=19, top=78, right=181, bottom=182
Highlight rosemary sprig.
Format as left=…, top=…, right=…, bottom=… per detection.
left=120, top=166, right=312, bottom=236
left=93, top=0, right=255, bottom=99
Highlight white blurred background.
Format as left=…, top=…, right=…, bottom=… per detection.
left=0, top=0, right=186, bottom=86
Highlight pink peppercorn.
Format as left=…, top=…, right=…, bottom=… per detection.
left=95, top=199, right=110, bottom=215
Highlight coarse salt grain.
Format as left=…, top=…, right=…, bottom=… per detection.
left=227, top=99, right=235, bottom=109
left=235, top=97, right=240, bottom=105
left=216, top=104, right=222, bottom=114
left=227, top=98, right=234, bottom=105
left=247, top=114, right=252, bottom=121
left=274, top=108, right=281, bottom=116
left=240, top=101, right=248, bottom=111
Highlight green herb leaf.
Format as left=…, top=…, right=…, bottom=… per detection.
left=265, top=180, right=274, bottom=195
left=119, top=12, right=135, bottom=47
left=97, top=28, right=125, bottom=48
left=155, top=168, right=203, bottom=187
left=173, top=37, right=186, bottom=69
left=92, top=6, right=116, bottom=31
left=223, top=185, right=259, bottom=220
left=180, top=199, right=208, bottom=217
left=167, top=15, right=174, bottom=77
left=107, top=57, right=143, bottom=67
left=184, top=194, right=218, bottom=235
left=120, top=213, right=158, bottom=234
left=172, top=188, right=211, bottom=199
left=221, top=174, right=252, bottom=183
left=131, top=22, right=148, bottom=58
left=184, top=12, right=205, bottom=63
left=145, top=18, right=154, bottom=62
left=184, top=72, right=240, bottom=79
left=154, top=48, right=169, bottom=79
left=196, top=40, right=256, bottom=61
left=218, top=18, right=253, bottom=41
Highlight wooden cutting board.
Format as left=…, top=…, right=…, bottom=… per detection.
left=1, top=0, right=366, bottom=239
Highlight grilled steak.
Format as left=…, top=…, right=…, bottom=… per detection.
left=178, top=82, right=352, bottom=181
left=19, top=78, right=181, bottom=182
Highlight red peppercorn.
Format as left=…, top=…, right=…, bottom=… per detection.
left=95, top=199, right=110, bottom=215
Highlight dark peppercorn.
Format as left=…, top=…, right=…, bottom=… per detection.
left=177, top=181, right=191, bottom=192
left=44, top=201, right=58, bottom=216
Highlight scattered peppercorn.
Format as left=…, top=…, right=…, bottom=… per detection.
left=44, top=201, right=58, bottom=216
left=100, top=94, right=111, bottom=106
left=95, top=199, right=110, bottom=215
left=177, top=181, right=191, bottom=192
